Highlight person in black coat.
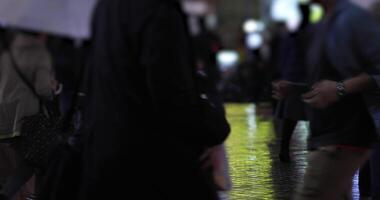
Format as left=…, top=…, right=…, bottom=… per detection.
left=78, top=0, right=230, bottom=200
left=272, top=3, right=311, bottom=163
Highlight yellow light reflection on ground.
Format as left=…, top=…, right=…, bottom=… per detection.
left=224, top=104, right=276, bottom=200
left=223, top=103, right=361, bottom=200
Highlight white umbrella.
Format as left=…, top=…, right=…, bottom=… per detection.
left=0, top=0, right=97, bottom=39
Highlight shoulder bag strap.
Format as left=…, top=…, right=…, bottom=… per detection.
left=8, top=49, right=40, bottom=98
left=0, top=34, right=39, bottom=97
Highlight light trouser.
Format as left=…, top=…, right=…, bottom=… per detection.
left=294, top=145, right=371, bottom=200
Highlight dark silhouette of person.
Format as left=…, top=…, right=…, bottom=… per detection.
left=79, top=0, right=230, bottom=200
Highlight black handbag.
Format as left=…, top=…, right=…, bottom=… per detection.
left=19, top=109, right=68, bottom=168
left=8, top=48, right=72, bottom=168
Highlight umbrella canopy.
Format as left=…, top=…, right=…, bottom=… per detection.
left=0, top=0, right=97, bottom=39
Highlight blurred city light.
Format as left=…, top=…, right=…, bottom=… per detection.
left=182, top=0, right=210, bottom=16
left=310, top=3, right=324, bottom=23
left=246, top=33, right=263, bottom=50
left=243, top=19, right=264, bottom=33
left=271, top=0, right=301, bottom=31
left=205, top=14, right=218, bottom=30
left=217, top=50, right=239, bottom=71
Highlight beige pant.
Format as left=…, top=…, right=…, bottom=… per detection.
left=294, top=146, right=371, bottom=200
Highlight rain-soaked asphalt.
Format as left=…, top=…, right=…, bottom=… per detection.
left=222, top=104, right=362, bottom=200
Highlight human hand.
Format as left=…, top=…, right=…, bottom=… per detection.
left=199, top=148, right=214, bottom=170
left=302, top=80, right=339, bottom=109
left=50, top=79, right=58, bottom=90
left=272, top=80, right=292, bottom=99
left=51, top=79, right=62, bottom=95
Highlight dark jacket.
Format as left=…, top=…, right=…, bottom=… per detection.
left=80, top=0, right=230, bottom=199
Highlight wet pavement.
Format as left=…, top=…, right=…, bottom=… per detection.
left=222, top=103, right=362, bottom=200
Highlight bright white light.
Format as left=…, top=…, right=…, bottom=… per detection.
left=271, top=0, right=301, bottom=31
left=217, top=50, right=239, bottom=71
left=243, top=19, right=258, bottom=33
left=287, top=10, right=301, bottom=31
left=243, top=19, right=264, bottom=33
left=246, top=33, right=263, bottom=50
left=182, top=1, right=209, bottom=16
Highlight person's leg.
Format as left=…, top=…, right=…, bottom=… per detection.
left=294, top=146, right=370, bottom=200
left=370, top=143, right=380, bottom=200
left=0, top=143, right=18, bottom=200
left=9, top=176, right=35, bottom=200
left=0, top=140, right=34, bottom=200
left=1, top=159, right=34, bottom=199
left=0, top=143, right=17, bottom=186
left=359, top=161, right=371, bottom=198
left=279, top=119, right=298, bottom=162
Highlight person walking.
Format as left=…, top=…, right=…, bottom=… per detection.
left=353, top=1, right=380, bottom=199
left=272, top=2, right=311, bottom=163
left=0, top=31, right=54, bottom=200
left=79, top=0, right=230, bottom=200
left=290, top=0, right=380, bottom=199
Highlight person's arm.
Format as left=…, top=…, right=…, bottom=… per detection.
left=302, top=74, right=375, bottom=108
left=32, top=48, right=54, bottom=101
left=344, top=73, right=375, bottom=94
left=303, top=9, right=380, bottom=108
left=351, top=9, right=380, bottom=89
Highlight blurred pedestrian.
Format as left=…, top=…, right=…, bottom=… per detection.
left=286, top=0, right=380, bottom=199
left=0, top=31, right=54, bottom=200
left=272, top=2, right=311, bottom=163
left=190, top=16, right=232, bottom=192
left=354, top=2, right=380, bottom=199
left=79, top=0, right=230, bottom=200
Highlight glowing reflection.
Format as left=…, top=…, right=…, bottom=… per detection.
left=223, top=104, right=362, bottom=199
left=225, top=104, right=276, bottom=199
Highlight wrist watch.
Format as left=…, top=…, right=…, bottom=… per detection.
left=336, top=82, right=347, bottom=98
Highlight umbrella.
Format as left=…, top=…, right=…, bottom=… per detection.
left=0, top=0, right=97, bottom=39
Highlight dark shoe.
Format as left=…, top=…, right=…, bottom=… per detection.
left=279, top=152, right=291, bottom=163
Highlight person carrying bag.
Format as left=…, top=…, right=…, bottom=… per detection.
left=0, top=31, right=56, bottom=200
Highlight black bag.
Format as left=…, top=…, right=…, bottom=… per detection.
left=8, top=47, right=72, bottom=168
left=19, top=110, right=71, bottom=168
